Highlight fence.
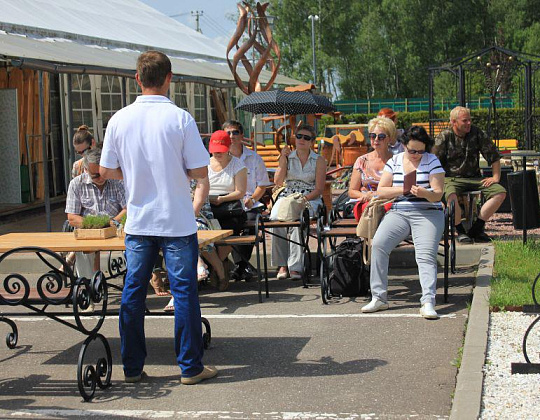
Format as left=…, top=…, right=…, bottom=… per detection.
left=335, top=96, right=515, bottom=114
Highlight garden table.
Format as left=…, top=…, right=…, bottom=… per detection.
left=0, top=229, right=232, bottom=401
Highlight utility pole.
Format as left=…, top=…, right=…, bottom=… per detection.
left=191, top=10, right=203, bottom=33
left=308, top=14, right=319, bottom=88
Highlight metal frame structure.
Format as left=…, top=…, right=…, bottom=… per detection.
left=428, top=46, right=540, bottom=151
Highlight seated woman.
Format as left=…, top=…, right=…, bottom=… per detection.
left=377, top=108, right=405, bottom=155
left=272, top=124, right=326, bottom=280
left=361, top=126, right=445, bottom=319
left=164, top=177, right=228, bottom=311
left=207, top=130, right=247, bottom=285
left=348, top=116, right=394, bottom=206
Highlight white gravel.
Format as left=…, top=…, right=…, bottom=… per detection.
left=480, top=312, right=540, bottom=419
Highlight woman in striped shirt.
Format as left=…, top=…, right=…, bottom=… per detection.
left=361, top=126, right=446, bottom=319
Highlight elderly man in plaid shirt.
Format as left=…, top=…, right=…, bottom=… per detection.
left=66, top=147, right=126, bottom=283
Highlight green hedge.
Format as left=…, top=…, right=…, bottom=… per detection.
left=319, top=108, right=537, bottom=149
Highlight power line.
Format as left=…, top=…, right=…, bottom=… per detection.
left=200, top=14, right=232, bottom=38
left=191, top=10, right=204, bottom=33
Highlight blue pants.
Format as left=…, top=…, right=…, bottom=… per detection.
left=121, top=233, right=204, bottom=378
left=370, top=209, right=445, bottom=305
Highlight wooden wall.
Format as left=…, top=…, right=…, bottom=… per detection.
left=0, top=68, right=50, bottom=201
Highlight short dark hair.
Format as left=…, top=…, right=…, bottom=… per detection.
left=296, top=123, right=317, bottom=139
left=222, top=119, right=244, bottom=133
left=402, top=125, right=434, bottom=151
left=136, top=51, right=171, bottom=88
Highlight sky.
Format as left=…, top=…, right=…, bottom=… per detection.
left=139, top=0, right=240, bottom=47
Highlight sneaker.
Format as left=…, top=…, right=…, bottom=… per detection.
left=230, top=264, right=243, bottom=281
left=181, top=366, right=218, bottom=385
left=125, top=371, right=145, bottom=383
left=471, top=231, right=492, bottom=243
left=420, top=302, right=439, bottom=319
left=242, top=265, right=257, bottom=282
left=361, top=298, right=389, bottom=313
left=289, top=271, right=302, bottom=280
left=457, top=232, right=473, bottom=244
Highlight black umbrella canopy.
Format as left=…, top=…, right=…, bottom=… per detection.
left=235, top=90, right=335, bottom=115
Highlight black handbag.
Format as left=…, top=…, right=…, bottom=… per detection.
left=210, top=199, right=245, bottom=220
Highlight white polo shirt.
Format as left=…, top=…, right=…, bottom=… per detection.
left=101, top=95, right=210, bottom=236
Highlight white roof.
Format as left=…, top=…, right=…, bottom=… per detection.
left=1, top=0, right=226, bottom=60
left=0, top=0, right=303, bottom=85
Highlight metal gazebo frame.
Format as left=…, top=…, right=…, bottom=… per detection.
left=428, top=45, right=540, bottom=151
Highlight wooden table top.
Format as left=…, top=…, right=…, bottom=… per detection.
left=0, top=230, right=233, bottom=253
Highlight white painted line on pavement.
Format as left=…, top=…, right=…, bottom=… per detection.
left=6, top=409, right=449, bottom=419
left=6, top=313, right=461, bottom=322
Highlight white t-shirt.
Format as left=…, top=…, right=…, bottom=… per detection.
left=238, top=146, right=271, bottom=200
left=208, top=156, right=245, bottom=196
left=100, top=95, right=210, bottom=236
left=384, top=152, right=445, bottom=210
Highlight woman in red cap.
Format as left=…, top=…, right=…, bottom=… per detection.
left=207, top=130, right=247, bottom=291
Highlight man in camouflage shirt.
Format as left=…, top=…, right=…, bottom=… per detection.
left=433, top=106, right=506, bottom=243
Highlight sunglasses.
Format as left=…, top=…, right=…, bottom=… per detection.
left=76, top=146, right=91, bottom=155
left=406, top=147, right=426, bottom=155
left=368, top=133, right=387, bottom=141
left=226, top=130, right=241, bottom=136
left=295, top=134, right=314, bottom=141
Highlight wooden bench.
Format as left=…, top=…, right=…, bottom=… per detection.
left=412, top=122, right=449, bottom=138
left=493, top=139, right=518, bottom=153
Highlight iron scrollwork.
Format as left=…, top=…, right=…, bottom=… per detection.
left=0, top=246, right=112, bottom=400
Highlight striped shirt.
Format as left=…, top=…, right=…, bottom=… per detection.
left=384, top=152, right=445, bottom=210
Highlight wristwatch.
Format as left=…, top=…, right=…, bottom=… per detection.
left=249, top=197, right=256, bottom=204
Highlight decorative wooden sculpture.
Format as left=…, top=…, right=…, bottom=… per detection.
left=226, top=2, right=281, bottom=94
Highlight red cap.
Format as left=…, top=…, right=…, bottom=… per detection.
left=209, top=130, right=231, bottom=153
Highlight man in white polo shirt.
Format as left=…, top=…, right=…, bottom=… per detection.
left=99, top=51, right=216, bottom=385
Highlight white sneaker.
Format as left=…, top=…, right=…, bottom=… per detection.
left=361, top=298, right=389, bottom=313
left=420, top=302, right=439, bottom=319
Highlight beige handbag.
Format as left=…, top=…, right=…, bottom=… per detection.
left=356, top=197, right=394, bottom=264
left=270, top=193, right=309, bottom=222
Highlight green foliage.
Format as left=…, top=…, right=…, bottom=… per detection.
left=322, top=108, right=529, bottom=145
left=490, top=239, right=540, bottom=309
left=81, top=214, right=111, bottom=229
left=265, top=0, right=540, bottom=100
left=119, top=213, right=127, bottom=227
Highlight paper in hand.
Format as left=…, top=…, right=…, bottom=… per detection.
left=403, top=171, right=416, bottom=195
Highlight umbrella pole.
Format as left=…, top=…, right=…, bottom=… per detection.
left=283, top=111, right=287, bottom=146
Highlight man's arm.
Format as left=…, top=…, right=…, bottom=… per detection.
left=187, top=166, right=208, bottom=180
left=482, top=159, right=501, bottom=187
left=99, top=166, right=123, bottom=180
left=67, top=213, right=84, bottom=228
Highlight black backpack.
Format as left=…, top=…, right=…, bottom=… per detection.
left=329, top=238, right=370, bottom=297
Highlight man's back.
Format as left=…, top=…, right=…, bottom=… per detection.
left=101, top=95, right=209, bottom=237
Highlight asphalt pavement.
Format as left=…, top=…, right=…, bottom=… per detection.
left=0, top=208, right=477, bottom=419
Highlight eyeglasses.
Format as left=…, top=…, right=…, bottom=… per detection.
left=226, top=130, right=241, bottom=136
left=89, top=172, right=101, bottom=180
left=406, top=147, right=426, bottom=155
left=76, top=146, right=91, bottom=155
left=295, top=134, right=314, bottom=141
left=368, top=133, right=388, bottom=141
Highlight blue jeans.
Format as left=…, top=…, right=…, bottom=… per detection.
left=120, top=233, right=204, bottom=378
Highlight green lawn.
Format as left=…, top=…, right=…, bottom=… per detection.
left=490, top=239, right=540, bottom=309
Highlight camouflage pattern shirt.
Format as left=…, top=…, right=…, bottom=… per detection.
left=433, top=126, right=501, bottom=178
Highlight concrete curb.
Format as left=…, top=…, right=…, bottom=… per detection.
left=450, top=245, right=493, bottom=420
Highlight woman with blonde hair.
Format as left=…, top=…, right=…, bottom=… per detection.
left=348, top=117, right=395, bottom=205
left=377, top=108, right=405, bottom=155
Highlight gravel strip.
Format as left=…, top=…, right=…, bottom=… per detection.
left=480, top=312, right=540, bottom=419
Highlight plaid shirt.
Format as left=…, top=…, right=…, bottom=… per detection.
left=65, top=173, right=126, bottom=217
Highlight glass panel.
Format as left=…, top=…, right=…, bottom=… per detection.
left=72, top=92, right=82, bottom=109
left=111, top=95, right=122, bottom=110
left=82, top=92, right=92, bottom=109
left=80, top=75, right=91, bottom=90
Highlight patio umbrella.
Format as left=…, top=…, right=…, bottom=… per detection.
left=235, top=90, right=335, bottom=145
left=235, top=90, right=335, bottom=115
